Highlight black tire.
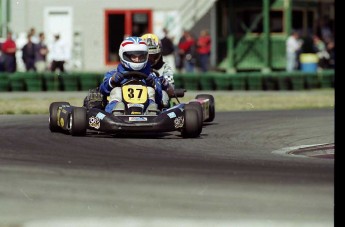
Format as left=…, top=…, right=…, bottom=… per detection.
left=70, top=107, right=87, bottom=136
left=49, top=102, right=70, bottom=132
left=181, top=108, right=202, bottom=138
left=185, top=102, right=203, bottom=134
left=195, top=94, right=215, bottom=122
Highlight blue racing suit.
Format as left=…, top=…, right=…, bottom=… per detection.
left=99, top=63, right=163, bottom=113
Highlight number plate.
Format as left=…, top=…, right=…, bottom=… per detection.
left=122, top=84, right=148, bottom=104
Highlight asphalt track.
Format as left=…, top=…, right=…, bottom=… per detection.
left=0, top=109, right=334, bottom=227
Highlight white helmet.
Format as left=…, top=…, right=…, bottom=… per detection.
left=119, top=36, right=148, bottom=70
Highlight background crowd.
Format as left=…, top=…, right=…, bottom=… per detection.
left=0, top=27, right=67, bottom=74
left=286, top=18, right=335, bottom=72
left=0, top=24, right=334, bottom=74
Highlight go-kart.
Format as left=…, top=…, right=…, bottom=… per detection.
left=48, top=71, right=215, bottom=138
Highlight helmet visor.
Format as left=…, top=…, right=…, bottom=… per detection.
left=123, top=51, right=148, bottom=63
left=148, top=53, right=161, bottom=65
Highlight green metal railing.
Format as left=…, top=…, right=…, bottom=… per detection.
left=0, top=70, right=334, bottom=92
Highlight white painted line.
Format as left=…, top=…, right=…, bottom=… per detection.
left=272, top=143, right=329, bottom=158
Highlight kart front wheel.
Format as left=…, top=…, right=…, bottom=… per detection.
left=181, top=108, right=202, bottom=138
left=49, top=102, right=70, bottom=132
left=185, top=102, right=203, bottom=134
left=70, top=107, right=87, bottom=136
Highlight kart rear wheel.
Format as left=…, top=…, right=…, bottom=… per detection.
left=49, top=102, right=70, bottom=132
left=196, top=94, right=215, bottom=122
left=181, top=108, right=202, bottom=138
left=70, top=107, right=87, bottom=136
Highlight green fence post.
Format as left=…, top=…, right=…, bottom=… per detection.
left=232, top=73, right=247, bottom=90
left=247, top=72, right=263, bottom=90
left=61, top=73, right=80, bottom=91
left=263, top=73, right=279, bottom=90
left=304, top=72, right=320, bottom=89
left=213, top=73, right=231, bottom=90
left=79, top=72, right=101, bottom=91
left=9, top=72, right=26, bottom=91
left=199, top=73, right=215, bottom=91
left=319, top=70, right=334, bottom=88
left=24, top=72, right=43, bottom=91
left=277, top=72, right=292, bottom=90
left=182, top=73, right=200, bottom=91
left=173, top=73, right=184, bottom=89
left=43, top=72, right=61, bottom=91
left=0, top=73, right=10, bottom=91
left=290, top=72, right=306, bottom=90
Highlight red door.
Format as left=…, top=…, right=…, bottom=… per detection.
left=104, top=9, right=152, bottom=66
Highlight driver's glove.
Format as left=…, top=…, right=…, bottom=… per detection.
left=145, top=72, right=156, bottom=87
left=159, top=77, right=170, bottom=90
left=111, top=71, right=124, bottom=86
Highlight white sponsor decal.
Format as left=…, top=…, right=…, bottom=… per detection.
left=128, top=103, right=145, bottom=108
left=129, top=117, right=148, bottom=122
left=174, top=116, right=184, bottom=128
left=89, top=116, right=100, bottom=129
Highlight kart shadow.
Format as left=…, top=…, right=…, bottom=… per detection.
left=85, top=131, right=207, bottom=139
left=86, top=131, right=173, bottom=139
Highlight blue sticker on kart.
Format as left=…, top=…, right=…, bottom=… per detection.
left=167, top=112, right=176, bottom=118
left=96, top=112, right=106, bottom=120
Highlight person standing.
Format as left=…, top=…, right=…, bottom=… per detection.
left=160, top=28, right=176, bottom=73
left=50, top=34, right=67, bottom=73
left=1, top=32, right=17, bottom=73
left=22, top=34, right=37, bottom=72
left=178, top=30, right=196, bottom=73
left=28, top=27, right=39, bottom=44
left=196, top=29, right=211, bottom=72
left=286, top=31, right=301, bottom=72
left=35, top=32, right=49, bottom=72
left=313, top=34, right=329, bottom=69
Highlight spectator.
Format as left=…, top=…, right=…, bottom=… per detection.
left=317, top=17, right=333, bottom=43
left=35, top=32, right=49, bottom=72
left=196, top=29, right=211, bottom=72
left=50, top=34, right=67, bottom=73
left=326, top=39, right=335, bottom=69
left=28, top=27, right=39, bottom=44
left=0, top=43, right=4, bottom=72
left=176, top=30, right=187, bottom=72
left=1, top=32, right=17, bottom=73
left=160, top=28, right=176, bottom=73
left=313, top=34, right=329, bottom=69
left=178, top=30, right=196, bottom=73
left=22, top=34, right=37, bottom=72
left=286, top=30, right=301, bottom=72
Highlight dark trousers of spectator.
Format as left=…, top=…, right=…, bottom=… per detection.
left=25, top=59, right=36, bottom=72
left=4, top=54, right=16, bottom=73
left=198, top=54, right=210, bottom=72
left=51, top=60, right=65, bottom=73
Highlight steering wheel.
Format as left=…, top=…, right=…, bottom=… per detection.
left=122, top=71, right=148, bottom=80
